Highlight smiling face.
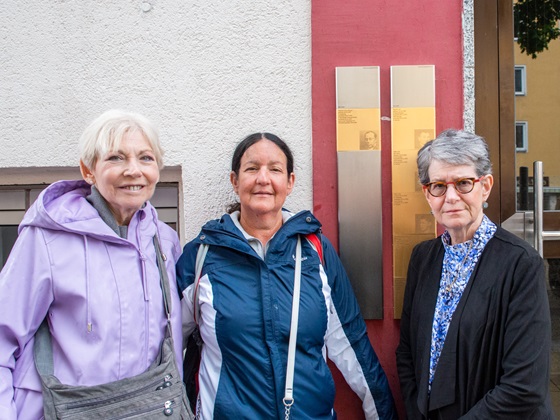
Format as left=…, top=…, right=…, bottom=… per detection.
left=424, top=160, right=493, bottom=244
left=80, top=129, right=160, bottom=225
left=230, top=139, right=295, bottom=224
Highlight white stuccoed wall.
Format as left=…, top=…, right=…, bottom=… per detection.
left=0, top=1, right=312, bottom=242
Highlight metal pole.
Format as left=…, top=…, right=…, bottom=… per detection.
left=534, top=161, right=544, bottom=257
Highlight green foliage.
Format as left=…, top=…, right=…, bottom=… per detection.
left=514, top=0, right=560, bottom=58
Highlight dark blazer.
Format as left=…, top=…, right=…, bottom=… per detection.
left=396, top=227, right=554, bottom=419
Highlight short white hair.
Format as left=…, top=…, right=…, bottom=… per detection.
left=79, top=109, right=164, bottom=170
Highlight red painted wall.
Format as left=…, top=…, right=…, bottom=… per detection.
left=311, top=1, right=465, bottom=417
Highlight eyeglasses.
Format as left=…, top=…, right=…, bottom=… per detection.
left=423, top=176, right=484, bottom=197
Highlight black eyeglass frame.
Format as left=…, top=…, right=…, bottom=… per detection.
left=423, top=176, right=484, bottom=197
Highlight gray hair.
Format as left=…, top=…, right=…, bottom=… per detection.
left=417, top=129, right=492, bottom=185
left=79, top=110, right=164, bottom=170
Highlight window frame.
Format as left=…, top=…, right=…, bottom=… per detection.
left=515, top=121, right=528, bottom=153
left=514, top=65, right=527, bottom=96
left=0, top=182, right=179, bottom=227
left=0, top=182, right=180, bottom=270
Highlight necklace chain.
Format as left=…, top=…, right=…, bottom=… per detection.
left=445, top=241, right=474, bottom=293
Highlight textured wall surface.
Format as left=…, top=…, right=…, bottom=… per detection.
left=0, top=0, right=312, bottom=241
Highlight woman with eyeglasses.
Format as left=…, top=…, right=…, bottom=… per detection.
left=396, top=129, right=553, bottom=419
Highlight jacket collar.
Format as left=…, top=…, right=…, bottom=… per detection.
left=86, top=186, right=129, bottom=239
left=195, top=209, right=322, bottom=253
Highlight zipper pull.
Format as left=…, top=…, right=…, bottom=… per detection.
left=163, top=400, right=173, bottom=416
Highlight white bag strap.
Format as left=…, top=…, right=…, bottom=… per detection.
left=193, top=243, right=209, bottom=325
left=194, top=237, right=303, bottom=420
left=283, top=235, right=302, bottom=420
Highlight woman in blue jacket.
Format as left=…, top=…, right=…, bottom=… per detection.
left=177, top=132, right=396, bottom=419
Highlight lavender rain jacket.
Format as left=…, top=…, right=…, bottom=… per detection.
left=0, top=180, right=182, bottom=420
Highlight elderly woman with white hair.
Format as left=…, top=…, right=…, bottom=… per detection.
left=396, top=129, right=553, bottom=419
left=0, top=110, right=190, bottom=419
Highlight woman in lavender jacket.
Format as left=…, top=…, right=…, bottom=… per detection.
left=0, top=110, right=182, bottom=419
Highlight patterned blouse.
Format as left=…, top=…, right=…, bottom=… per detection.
left=428, top=215, right=497, bottom=391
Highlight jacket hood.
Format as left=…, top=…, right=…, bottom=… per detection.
left=19, top=179, right=152, bottom=242
left=195, top=209, right=322, bottom=250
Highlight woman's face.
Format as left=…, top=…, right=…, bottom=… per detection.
left=230, top=139, right=295, bottom=221
left=424, top=160, right=493, bottom=243
left=80, top=130, right=160, bottom=225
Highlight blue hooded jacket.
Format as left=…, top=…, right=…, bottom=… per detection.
left=177, top=210, right=396, bottom=419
